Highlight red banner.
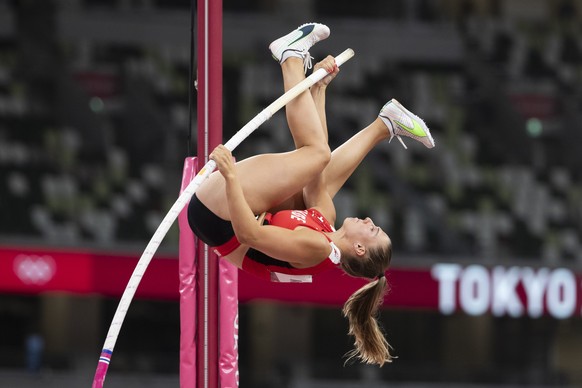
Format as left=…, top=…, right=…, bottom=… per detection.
left=0, top=246, right=178, bottom=300
left=1, top=246, right=582, bottom=319
left=509, top=93, right=557, bottom=119
left=74, top=71, right=120, bottom=99
left=237, top=266, right=438, bottom=309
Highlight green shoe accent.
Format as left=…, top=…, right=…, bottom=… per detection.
left=393, top=118, right=428, bottom=138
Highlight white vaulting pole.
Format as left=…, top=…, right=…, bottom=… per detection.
left=91, top=48, right=355, bottom=388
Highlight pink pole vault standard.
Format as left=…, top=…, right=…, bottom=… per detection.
left=218, top=259, right=239, bottom=387
left=194, top=0, right=223, bottom=386
left=91, top=48, right=355, bottom=388
left=178, top=157, right=199, bottom=386
left=180, top=160, right=238, bottom=388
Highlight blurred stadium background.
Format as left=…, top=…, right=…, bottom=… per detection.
left=1, top=0, right=582, bottom=387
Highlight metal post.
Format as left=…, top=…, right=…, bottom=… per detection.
left=196, top=0, right=222, bottom=387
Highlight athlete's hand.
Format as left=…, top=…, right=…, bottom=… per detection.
left=210, top=144, right=236, bottom=180
left=313, top=55, right=339, bottom=87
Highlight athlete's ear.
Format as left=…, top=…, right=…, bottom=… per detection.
left=353, top=242, right=366, bottom=257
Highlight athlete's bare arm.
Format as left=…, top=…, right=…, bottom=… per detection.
left=211, top=145, right=331, bottom=266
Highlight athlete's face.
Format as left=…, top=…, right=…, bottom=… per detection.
left=341, top=217, right=391, bottom=252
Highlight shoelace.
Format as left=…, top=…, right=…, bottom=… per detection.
left=395, top=135, right=408, bottom=149
left=279, top=49, right=313, bottom=74
left=301, top=49, right=313, bottom=73
left=384, top=117, right=409, bottom=150
left=387, top=134, right=408, bottom=149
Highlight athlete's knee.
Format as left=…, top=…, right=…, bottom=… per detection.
left=312, top=143, right=331, bottom=171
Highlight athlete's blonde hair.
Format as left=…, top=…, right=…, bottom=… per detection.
left=340, top=242, right=393, bottom=366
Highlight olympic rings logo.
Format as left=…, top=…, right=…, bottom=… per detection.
left=13, top=254, right=56, bottom=285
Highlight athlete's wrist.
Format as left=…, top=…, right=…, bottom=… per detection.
left=224, top=171, right=237, bottom=181
left=311, top=84, right=327, bottom=95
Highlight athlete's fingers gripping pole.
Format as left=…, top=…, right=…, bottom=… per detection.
left=91, top=48, right=354, bottom=388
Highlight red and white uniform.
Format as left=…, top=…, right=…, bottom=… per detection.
left=214, top=208, right=341, bottom=282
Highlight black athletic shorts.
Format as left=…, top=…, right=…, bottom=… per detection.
left=187, top=194, right=235, bottom=247
left=187, top=195, right=292, bottom=269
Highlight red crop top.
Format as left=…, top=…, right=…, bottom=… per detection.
left=214, top=208, right=341, bottom=282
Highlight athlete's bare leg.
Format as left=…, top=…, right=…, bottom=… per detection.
left=269, top=117, right=390, bottom=212
left=324, top=118, right=389, bottom=198
left=197, top=57, right=331, bottom=219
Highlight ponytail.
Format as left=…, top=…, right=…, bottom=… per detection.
left=342, top=275, right=392, bottom=366
left=339, top=242, right=393, bottom=366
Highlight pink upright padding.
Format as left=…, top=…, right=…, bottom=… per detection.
left=219, top=259, right=239, bottom=387
left=178, top=157, right=198, bottom=387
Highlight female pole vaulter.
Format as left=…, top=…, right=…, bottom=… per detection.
left=189, top=23, right=435, bottom=365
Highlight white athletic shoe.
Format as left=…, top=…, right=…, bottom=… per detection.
left=379, top=99, right=435, bottom=149
left=269, top=23, right=330, bottom=73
